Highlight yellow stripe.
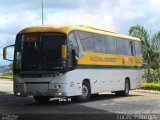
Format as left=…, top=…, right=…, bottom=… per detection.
left=78, top=52, right=142, bottom=67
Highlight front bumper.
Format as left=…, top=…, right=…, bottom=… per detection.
left=14, top=83, right=68, bottom=97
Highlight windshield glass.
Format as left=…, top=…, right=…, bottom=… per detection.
left=14, top=33, right=66, bottom=73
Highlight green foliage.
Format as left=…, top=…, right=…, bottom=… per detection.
left=142, top=83, right=160, bottom=90
left=143, top=69, right=160, bottom=83
left=129, top=24, right=160, bottom=82
left=0, top=75, right=13, bottom=79
left=3, top=71, right=13, bottom=76
left=4, top=62, right=13, bottom=76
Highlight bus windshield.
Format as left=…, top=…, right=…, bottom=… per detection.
left=14, top=33, right=66, bottom=73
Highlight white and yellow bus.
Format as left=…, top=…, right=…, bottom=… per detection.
left=3, top=25, right=143, bottom=102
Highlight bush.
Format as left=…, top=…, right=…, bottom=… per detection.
left=0, top=75, right=13, bottom=79
left=143, top=69, right=160, bottom=83
left=142, top=83, right=160, bottom=90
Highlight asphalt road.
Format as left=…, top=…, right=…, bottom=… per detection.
left=0, top=79, right=160, bottom=120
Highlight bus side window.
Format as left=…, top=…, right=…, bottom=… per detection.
left=106, top=36, right=117, bottom=54
left=117, top=38, right=124, bottom=55
left=94, top=34, right=106, bottom=53
left=68, top=32, right=79, bottom=55
left=128, top=40, right=135, bottom=56
left=77, top=31, right=94, bottom=52
left=135, top=41, right=142, bottom=56
left=68, top=32, right=79, bottom=68
left=123, top=39, right=128, bottom=55
left=129, top=41, right=135, bottom=56
left=117, top=38, right=133, bottom=55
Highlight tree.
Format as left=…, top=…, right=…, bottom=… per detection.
left=5, top=62, right=13, bottom=76
left=152, top=32, right=160, bottom=81
left=129, top=25, right=160, bottom=82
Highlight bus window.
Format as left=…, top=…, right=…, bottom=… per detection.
left=81, top=37, right=94, bottom=52
left=68, top=32, right=80, bottom=55
left=135, top=41, right=142, bottom=56
left=68, top=32, right=79, bottom=68
left=128, top=41, right=135, bottom=56
left=122, top=39, right=128, bottom=55
left=77, top=31, right=93, bottom=40
left=117, top=38, right=127, bottom=55
left=106, top=36, right=117, bottom=54
left=94, top=34, right=106, bottom=53
left=77, top=31, right=94, bottom=52
left=68, top=32, right=78, bottom=48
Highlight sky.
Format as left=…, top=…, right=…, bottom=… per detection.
left=0, top=0, right=160, bottom=66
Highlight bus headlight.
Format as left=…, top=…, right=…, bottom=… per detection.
left=58, top=92, right=62, bottom=96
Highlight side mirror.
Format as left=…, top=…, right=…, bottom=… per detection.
left=3, top=44, right=15, bottom=61
left=61, top=45, right=67, bottom=59
left=3, top=47, right=7, bottom=60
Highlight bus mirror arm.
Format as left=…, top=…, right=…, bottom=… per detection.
left=65, top=41, right=73, bottom=46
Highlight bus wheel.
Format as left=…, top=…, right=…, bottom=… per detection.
left=33, top=96, right=50, bottom=103
left=76, top=81, right=91, bottom=102
left=115, top=79, right=130, bottom=96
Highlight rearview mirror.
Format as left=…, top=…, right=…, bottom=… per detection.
left=3, top=47, right=7, bottom=60
left=3, top=44, right=15, bottom=61
left=61, top=45, right=67, bottom=59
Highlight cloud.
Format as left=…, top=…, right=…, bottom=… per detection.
left=122, top=11, right=145, bottom=21
left=1, top=0, right=160, bottom=66
left=0, top=10, right=41, bottom=66
left=45, top=11, right=115, bottom=31
left=149, top=0, right=160, bottom=11
left=0, top=11, right=41, bottom=34
left=0, top=36, right=7, bottom=48
left=0, top=0, right=84, bottom=13
left=0, top=48, right=13, bottom=66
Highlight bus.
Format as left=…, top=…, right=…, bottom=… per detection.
left=3, top=25, right=143, bottom=102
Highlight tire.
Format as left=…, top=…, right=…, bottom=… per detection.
left=33, top=96, right=50, bottom=103
left=115, top=79, right=130, bottom=96
left=76, top=81, right=91, bottom=102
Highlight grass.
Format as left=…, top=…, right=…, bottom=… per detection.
left=141, top=82, right=160, bottom=90
left=0, top=75, right=13, bottom=79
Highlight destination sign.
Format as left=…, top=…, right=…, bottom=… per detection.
left=22, top=35, right=38, bottom=41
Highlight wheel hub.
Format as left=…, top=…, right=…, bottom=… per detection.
left=81, top=85, right=88, bottom=98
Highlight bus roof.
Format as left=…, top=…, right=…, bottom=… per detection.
left=19, top=25, right=141, bottom=41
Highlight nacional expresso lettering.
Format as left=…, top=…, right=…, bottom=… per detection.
left=90, top=56, right=117, bottom=62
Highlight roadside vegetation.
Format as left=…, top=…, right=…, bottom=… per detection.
left=0, top=63, right=13, bottom=79
left=142, top=83, right=160, bottom=90
left=0, top=75, right=13, bottom=79
left=129, top=25, right=160, bottom=83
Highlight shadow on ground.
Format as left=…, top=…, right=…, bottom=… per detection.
left=0, top=92, right=147, bottom=120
